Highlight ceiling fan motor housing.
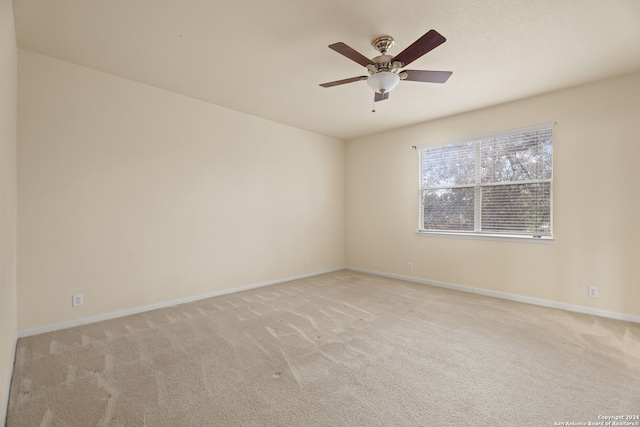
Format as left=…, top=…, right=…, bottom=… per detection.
left=369, top=36, right=404, bottom=75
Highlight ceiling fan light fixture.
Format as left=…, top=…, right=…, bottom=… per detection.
left=367, top=72, right=400, bottom=94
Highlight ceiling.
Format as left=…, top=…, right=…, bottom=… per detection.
left=13, top=0, right=640, bottom=140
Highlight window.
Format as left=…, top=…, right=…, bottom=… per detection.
left=418, top=123, right=553, bottom=240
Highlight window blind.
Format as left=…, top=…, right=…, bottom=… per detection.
left=418, top=124, right=553, bottom=238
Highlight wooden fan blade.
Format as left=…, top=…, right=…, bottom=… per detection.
left=374, top=91, right=390, bottom=102
left=329, top=42, right=374, bottom=67
left=403, top=70, right=452, bottom=83
left=319, top=76, right=367, bottom=88
left=394, top=30, right=446, bottom=67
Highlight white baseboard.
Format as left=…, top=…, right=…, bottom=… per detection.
left=347, top=267, right=640, bottom=324
left=1, top=331, right=18, bottom=427
left=18, top=267, right=345, bottom=338
left=17, top=265, right=639, bottom=339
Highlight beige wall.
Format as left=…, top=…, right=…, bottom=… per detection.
left=0, top=0, right=18, bottom=417
left=17, top=50, right=345, bottom=330
left=346, top=71, right=640, bottom=318
left=13, top=42, right=640, bottom=334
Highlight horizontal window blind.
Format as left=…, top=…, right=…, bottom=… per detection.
left=418, top=124, right=553, bottom=238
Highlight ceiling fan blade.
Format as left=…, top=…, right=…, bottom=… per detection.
left=403, top=70, right=452, bottom=83
left=374, top=91, right=389, bottom=102
left=393, top=30, right=446, bottom=67
left=319, top=76, right=368, bottom=88
left=329, top=42, right=374, bottom=67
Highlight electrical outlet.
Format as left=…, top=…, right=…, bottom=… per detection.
left=588, top=286, right=598, bottom=298
left=304, top=260, right=310, bottom=268
left=72, top=294, right=84, bottom=307
left=407, top=262, right=413, bottom=271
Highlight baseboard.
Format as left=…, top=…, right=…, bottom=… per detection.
left=347, top=267, right=640, bottom=324
left=1, top=331, right=18, bottom=427
left=19, top=265, right=638, bottom=338
left=18, top=267, right=346, bottom=338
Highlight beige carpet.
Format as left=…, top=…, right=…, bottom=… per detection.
left=6, top=270, right=640, bottom=426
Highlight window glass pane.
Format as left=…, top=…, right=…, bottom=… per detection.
left=422, top=188, right=474, bottom=231
left=481, top=129, right=552, bottom=183
left=422, top=142, right=475, bottom=187
left=481, top=183, right=551, bottom=234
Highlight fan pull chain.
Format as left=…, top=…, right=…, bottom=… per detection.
left=372, top=99, right=376, bottom=113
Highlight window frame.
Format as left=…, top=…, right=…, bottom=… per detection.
left=416, top=123, right=555, bottom=243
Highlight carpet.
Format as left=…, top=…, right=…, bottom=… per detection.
left=6, top=270, right=640, bottom=426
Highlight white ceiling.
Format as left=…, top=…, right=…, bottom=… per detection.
left=13, top=0, right=640, bottom=140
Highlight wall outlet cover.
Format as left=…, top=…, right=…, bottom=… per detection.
left=72, top=294, right=84, bottom=307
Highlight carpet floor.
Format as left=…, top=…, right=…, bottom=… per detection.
left=6, top=270, right=640, bottom=426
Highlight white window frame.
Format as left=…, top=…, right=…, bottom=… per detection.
left=417, top=123, right=554, bottom=243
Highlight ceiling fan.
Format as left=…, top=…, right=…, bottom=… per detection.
left=320, top=30, right=452, bottom=103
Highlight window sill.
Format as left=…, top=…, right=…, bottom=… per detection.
left=416, top=231, right=554, bottom=244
